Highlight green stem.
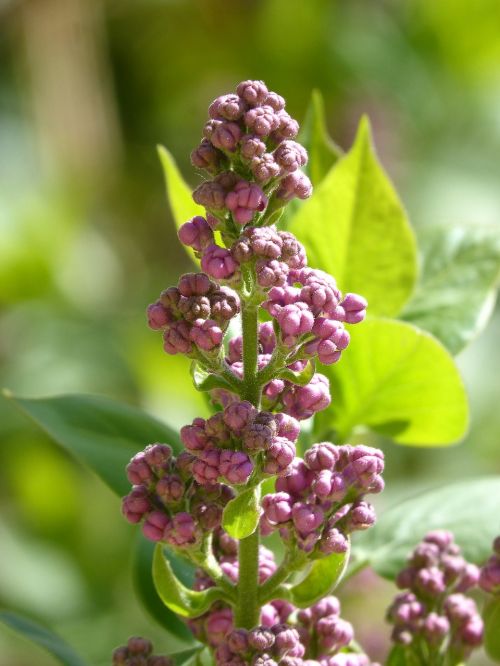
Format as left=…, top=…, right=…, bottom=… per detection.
left=259, top=558, right=294, bottom=604
left=235, top=296, right=261, bottom=629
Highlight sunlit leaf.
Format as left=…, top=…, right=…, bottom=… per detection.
left=483, top=597, right=500, bottom=662
left=191, top=362, right=234, bottom=392
left=314, top=318, right=468, bottom=446
left=289, top=116, right=417, bottom=316
left=157, top=146, right=203, bottom=262
left=276, top=360, right=315, bottom=386
left=0, top=611, right=87, bottom=666
left=5, top=392, right=180, bottom=496
left=355, top=477, right=500, bottom=579
left=401, top=224, right=500, bottom=355
left=222, top=484, right=262, bottom=539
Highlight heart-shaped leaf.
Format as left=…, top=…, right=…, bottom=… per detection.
left=314, top=318, right=468, bottom=446
left=289, top=116, right=417, bottom=317
left=158, top=146, right=204, bottom=263
left=0, top=611, right=87, bottom=666
left=222, top=484, right=262, bottom=539
left=153, top=545, right=225, bottom=618
left=355, top=477, right=500, bottom=580
left=401, top=224, right=500, bottom=355
left=483, top=597, right=500, bottom=662
left=5, top=392, right=180, bottom=496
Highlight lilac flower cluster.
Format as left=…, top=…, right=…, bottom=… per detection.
left=180, top=400, right=300, bottom=483
left=147, top=272, right=239, bottom=356
left=122, top=443, right=234, bottom=547
left=479, top=536, right=500, bottom=594
left=210, top=322, right=331, bottom=421
left=261, top=443, right=384, bottom=554
left=387, top=531, right=483, bottom=662
left=112, top=637, right=172, bottom=666
left=215, top=596, right=379, bottom=666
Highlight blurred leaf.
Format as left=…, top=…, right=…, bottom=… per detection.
left=483, top=597, right=500, bottom=662
left=177, top=647, right=213, bottom=666
left=288, top=543, right=350, bottom=608
left=5, top=392, right=180, bottom=496
left=153, top=545, right=225, bottom=618
left=0, top=611, right=87, bottom=666
left=158, top=146, right=203, bottom=263
left=133, top=536, right=194, bottom=643
left=289, top=117, right=417, bottom=317
left=299, top=90, right=343, bottom=186
left=277, top=360, right=315, bottom=386
left=314, top=318, right=468, bottom=446
left=386, top=645, right=418, bottom=666
left=401, top=224, right=500, bottom=355
left=355, top=477, right=500, bottom=579
left=171, top=647, right=207, bottom=665
left=222, top=484, right=262, bottom=539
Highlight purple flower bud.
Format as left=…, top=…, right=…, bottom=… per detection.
left=261, top=604, right=280, bottom=628
left=273, top=141, right=308, bottom=173
left=192, top=448, right=221, bottom=485
left=278, top=232, right=307, bottom=269
left=339, top=293, right=368, bottom=324
left=219, top=450, right=253, bottom=484
left=240, top=134, right=267, bottom=159
left=251, top=154, right=281, bottom=183
left=190, top=318, right=223, bottom=351
left=191, top=138, right=225, bottom=173
left=166, top=512, right=200, bottom=547
left=246, top=226, right=283, bottom=259
left=178, top=294, right=211, bottom=322
left=226, top=181, right=268, bottom=225
left=147, top=301, right=173, bottom=330
left=201, top=244, right=238, bottom=280
left=263, top=285, right=301, bottom=317
left=180, top=418, right=209, bottom=452
left=319, top=527, right=349, bottom=555
left=273, top=624, right=302, bottom=654
left=479, top=555, right=500, bottom=593
left=256, top=259, right=289, bottom=288
left=305, top=442, right=339, bottom=471
left=277, top=302, right=314, bottom=337
left=178, top=216, right=214, bottom=252
left=143, top=511, right=171, bottom=542
left=276, top=171, right=312, bottom=201
left=342, top=445, right=385, bottom=491
left=346, top=501, right=376, bottom=531
left=264, top=437, right=296, bottom=476
left=264, top=91, right=285, bottom=111
left=459, top=615, right=484, bottom=646
left=127, top=637, right=153, bottom=656
left=223, top=401, right=257, bottom=434
left=457, top=563, right=480, bottom=592
left=243, top=421, right=275, bottom=452
left=282, top=373, right=331, bottom=420
left=271, top=111, right=300, bottom=143
left=276, top=459, right=314, bottom=498
left=209, top=120, right=243, bottom=152
left=416, top=566, right=447, bottom=597
left=126, top=452, right=153, bottom=486
left=396, top=567, right=417, bottom=589
left=299, top=269, right=341, bottom=315
left=422, top=613, right=450, bottom=643
left=262, top=492, right=293, bottom=524
left=292, top=502, right=324, bottom=535
left=156, top=474, right=184, bottom=504
left=273, top=413, right=300, bottom=443
left=236, top=80, right=268, bottom=106
left=176, top=451, right=195, bottom=477
left=193, top=180, right=226, bottom=209
left=445, top=593, right=478, bottom=623
left=122, top=486, right=151, bottom=523
left=316, top=616, right=354, bottom=651
left=211, top=287, right=240, bottom=322
left=209, top=94, right=247, bottom=121
left=248, top=627, right=275, bottom=651
left=244, top=105, right=280, bottom=137
left=163, top=320, right=193, bottom=355
left=314, top=470, right=346, bottom=501
left=178, top=272, right=214, bottom=297
left=206, top=607, right=234, bottom=646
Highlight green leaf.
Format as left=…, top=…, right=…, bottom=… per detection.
left=314, top=318, right=468, bottom=446
left=4, top=392, right=180, bottom=496
left=222, top=484, right=262, bottom=539
left=299, top=90, right=343, bottom=186
left=0, top=611, right=87, bottom=666
left=133, top=536, right=195, bottom=643
left=385, top=645, right=419, bottom=666
left=157, top=146, right=204, bottom=262
left=288, top=543, right=350, bottom=608
left=401, top=224, right=500, bottom=355
left=276, top=360, right=315, bottom=386
left=289, top=116, right=417, bottom=317
left=153, top=545, right=225, bottom=618
left=175, top=646, right=213, bottom=666
left=355, top=477, right=500, bottom=580
left=484, top=597, right=500, bottom=662
left=191, top=362, right=234, bottom=392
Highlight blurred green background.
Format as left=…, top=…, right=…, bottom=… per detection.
left=1, top=0, right=500, bottom=663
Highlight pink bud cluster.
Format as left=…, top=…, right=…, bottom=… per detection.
left=147, top=272, right=240, bottom=356
left=479, top=536, right=500, bottom=594
left=263, top=268, right=367, bottom=364
left=112, top=637, right=172, bottom=666
left=191, top=80, right=312, bottom=226
left=180, top=401, right=300, bottom=484
left=121, top=443, right=234, bottom=547
left=387, top=531, right=483, bottom=661
left=261, top=443, right=384, bottom=554
left=215, top=596, right=379, bottom=666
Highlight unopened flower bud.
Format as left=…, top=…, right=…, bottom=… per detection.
left=178, top=216, right=214, bottom=252
left=201, top=245, right=238, bottom=280
left=143, top=511, right=170, bottom=542
left=226, top=181, right=268, bottom=225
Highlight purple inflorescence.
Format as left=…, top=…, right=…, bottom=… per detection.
left=122, top=443, right=234, bottom=547
left=387, top=530, right=483, bottom=662
left=479, top=536, right=500, bottom=594
left=112, top=637, right=172, bottom=665
left=261, top=443, right=384, bottom=554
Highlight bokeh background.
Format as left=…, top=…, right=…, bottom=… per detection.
left=1, top=0, right=500, bottom=664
